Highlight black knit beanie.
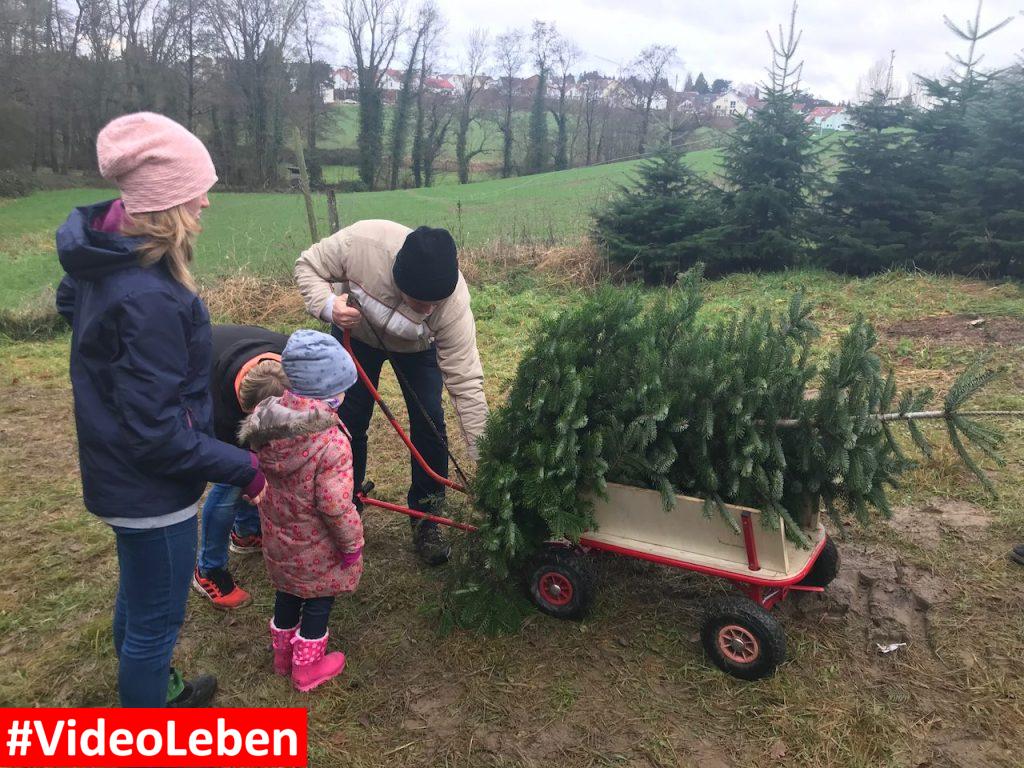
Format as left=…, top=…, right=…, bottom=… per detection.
left=392, top=226, right=459, bottom=302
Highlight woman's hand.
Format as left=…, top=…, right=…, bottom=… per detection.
left=332, top=294, right=362, bottom=329
left=246, top=487, right=267, bottom=506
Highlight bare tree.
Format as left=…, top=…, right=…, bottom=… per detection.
left=454, top=27, right=489, bottom=183
left=548, top=35, right=579, bottom=169
left=629, top=43, right=676, bottom=153
left=340, top=0, right=404, bottom=188
left=296, top=0, right=332, bottom=152
left=493, top=27, right=524, bottom=178
left=523, top=18, right=557, bottom=174
left=856, top=50, right=903, bottom=102
left=208, top=0, right=307, bottom=185
left=419, top=92, right=453, bottom=186
left=409, top=1, right=442, bottom=187
left=577, top=73, right=604, bottom=166
left=388, top=1, right=438, bottom=189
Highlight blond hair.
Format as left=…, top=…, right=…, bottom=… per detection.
left=120, top=204, right=201, bottom=292
left=238, top=359, right=289, bottom=412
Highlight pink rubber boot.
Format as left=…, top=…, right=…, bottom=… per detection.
left=290, top=631, right=346, bottom=692
left=270, top=620, right=298, bottom=676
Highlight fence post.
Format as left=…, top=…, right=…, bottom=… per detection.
left=326, top=189, right=341, bottom=233
left=292, top=127, right=319, bottom=244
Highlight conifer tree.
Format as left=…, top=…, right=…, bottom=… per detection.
left=950, top=65, right=1024, bottom=277
left=704, top=2, right=820, bottom=272
left=443, top=271, right=1006, bottom=631
left=907, top=2, right=1015, bottom=272
left=817, top=90, right=924, bottom=274
left=592, top=145, right=722, bottom=282
left=694, top=72, right=710, bottom=94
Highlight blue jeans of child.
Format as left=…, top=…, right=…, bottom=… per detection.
left=112, top=516, right=197, bottom=707
left=198, top=483, right=261, bottom=573
left=332, top=333, right=448, bottom=527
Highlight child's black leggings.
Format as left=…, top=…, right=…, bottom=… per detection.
left=274, top=592, right=335, bottom=639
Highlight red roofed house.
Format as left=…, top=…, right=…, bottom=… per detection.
left=806, top=105, right=851, bottom=130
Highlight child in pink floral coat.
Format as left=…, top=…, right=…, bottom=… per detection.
left=238, top=330, right=362, bottom=692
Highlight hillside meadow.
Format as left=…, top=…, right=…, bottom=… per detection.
left=0, top=149, right=728, bottom=310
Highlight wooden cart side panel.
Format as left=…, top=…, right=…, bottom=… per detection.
left=588, top=483, right=793, bottom=574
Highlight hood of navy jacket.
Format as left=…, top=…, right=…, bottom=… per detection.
left=57, top=200, right=145, bottom=281
left=55, top=199, right=257, bottom=521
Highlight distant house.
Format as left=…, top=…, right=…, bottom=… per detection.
left=425, top=75, right=456, bottom=94
left=806, top=105, right=852, bottom=130
left=381, top=68, right=404, bottom=94
left=330, top=67, right=359, bottom=102
left=601, top=79, right=632, bottom=108
left=712, top=90, right=750, bottom=117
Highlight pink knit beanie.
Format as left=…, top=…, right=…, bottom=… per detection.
left=96, top=112, right=218, bottom=215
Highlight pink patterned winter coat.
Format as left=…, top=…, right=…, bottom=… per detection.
left=238, top=390, right=363, bottom=598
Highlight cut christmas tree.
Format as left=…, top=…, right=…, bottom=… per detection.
left=442, top=269, right=1009, bottom=633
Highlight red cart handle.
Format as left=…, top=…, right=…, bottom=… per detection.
left=341, top=329, right=467, bottom=494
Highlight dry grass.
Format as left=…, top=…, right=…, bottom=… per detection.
left=460, top=239, right=612, bottom=290
left=200, top=272, right=309, bottom=326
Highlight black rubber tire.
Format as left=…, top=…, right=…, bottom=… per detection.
left=798, top=534, right=840, bottom=588
left=701, top=595, right=787, bottom=680
left=527, top=548, right=594, bottom=620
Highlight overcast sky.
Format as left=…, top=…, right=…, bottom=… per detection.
left=334, top=1, right=1023, bottom=103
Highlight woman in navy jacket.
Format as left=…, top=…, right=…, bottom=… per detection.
left=56, top=112, right=265, bottom=707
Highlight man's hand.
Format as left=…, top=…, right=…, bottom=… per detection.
left=331, top=293, right=362, bottom=329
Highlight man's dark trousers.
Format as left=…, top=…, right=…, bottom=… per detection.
left=332, top=331, right=448, bottom=525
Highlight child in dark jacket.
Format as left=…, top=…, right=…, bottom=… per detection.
left=192, top=325, right=289, bottom=610
left=56, top=112, right=266, bottom=708
left=239, top=330, right=363, bottom=692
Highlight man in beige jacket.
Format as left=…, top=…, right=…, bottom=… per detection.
left=294, top=220, right=487, bottom=565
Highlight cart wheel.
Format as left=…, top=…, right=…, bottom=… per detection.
left=701, top=596, right=786, bottom=680
left=798, top=535, right=840, bottom=588
left=528, top=548, right=594, bottom=620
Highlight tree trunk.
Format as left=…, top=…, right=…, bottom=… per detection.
left=455, top=106, right=471, bottom=183
left=501, top=88, right=514, bottom=178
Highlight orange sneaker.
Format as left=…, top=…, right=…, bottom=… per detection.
left=229, top=531, right=262, bottom=555
left=191, top=567, right=252, bottom=610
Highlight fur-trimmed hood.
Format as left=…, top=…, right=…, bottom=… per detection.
left=238, top=392, right=340, bottom=449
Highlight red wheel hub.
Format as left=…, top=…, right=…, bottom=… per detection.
left=717, top=624, right=760, bottom=664
left=538, top=571, right=574, bottom=607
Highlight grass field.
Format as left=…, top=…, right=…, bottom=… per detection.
left=0, top=149, right=727, bottom=310
left=1, top=264, right=1023, bottom=766
left=1, top=137, right=1022, bottom=765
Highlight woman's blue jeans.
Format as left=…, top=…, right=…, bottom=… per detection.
left=198, top=483, right=261, bottom=573
left=112, top=516, right=197, bottom=707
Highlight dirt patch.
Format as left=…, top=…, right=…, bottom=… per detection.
left=790, top=543, right=951, bottom=652
left=882, top=314, right=1024, bottom=347
left=886, top=500, right=991, bottom=550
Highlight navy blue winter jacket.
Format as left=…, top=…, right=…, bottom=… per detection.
left=56, top=199, right=257, bottom=521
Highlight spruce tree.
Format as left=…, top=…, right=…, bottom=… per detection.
left=592, top=145, right=722, bottom=282
left=906, top=2, right=1015, bottom=272
left=957, top=66, right=1024, bottom=277
left=694, top=72, right=710, bottom=94
left=704, top=2, right=820, bottom=272
left=443, top=271, right=1006, bottom=631
left=817, top=91, right=924, bottom=274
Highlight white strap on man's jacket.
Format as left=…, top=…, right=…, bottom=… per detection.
left=294, top=219, right=488, bottom=458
